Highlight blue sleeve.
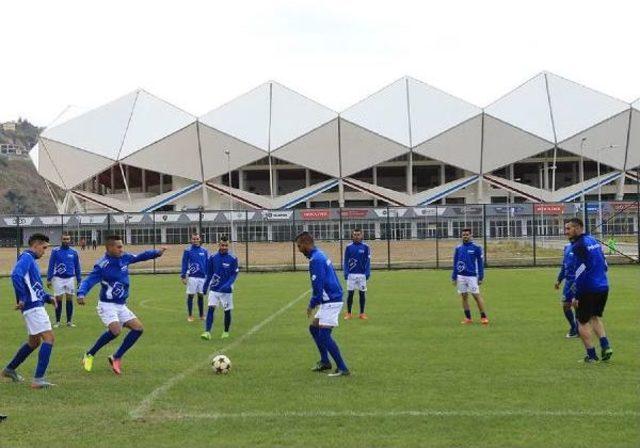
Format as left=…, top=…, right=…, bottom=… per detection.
left=129, top=250, right=162, bottom=264
left=75, top=252, right=82, bottom=282
left=221, top=258, right=239, bottom=291
left=572, top=240, right=588, bottom=292
left=364, top=245, right=371, bottom=279
left=451, top=248, right=458, bottom=280
left=476, top=246, right=484, bottom=280
left=11, top=256, right=29, bottom=303
left=203, top=256, right=214, bottom=292
left=343, top=246, right=349, bottom=279
left=180, top=249, right=188, bottom=278
left=309, top=258, right=326, bottom=309
left=47, top=250, right=55, bottom=281
left=78, top=264, right=103, bottom=297
left=557, top=261, right=565, bottom=283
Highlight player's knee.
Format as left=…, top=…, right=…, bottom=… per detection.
left=43, top=332, right=55, bottom=344
left=109, top=325, right=122, bottom=336
left=28, top=337, right=41, bottom=349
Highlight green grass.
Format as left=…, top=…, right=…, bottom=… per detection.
left=0, top=267, right=639, bottom=447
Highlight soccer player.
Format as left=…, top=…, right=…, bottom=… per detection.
left=451, top=228, right=488, bottom=325
left=554, top=243, right=579, bottom=338
left=77, top=236, right=166, bottom=375
left=296, top=232, right=350, bottom=377
left=201, top=236, right=239, bottom=340
left=1, top=233, right=57, bottom=388
left=181, top=233, right=208, bottom=322
left=343, top=228, right=371, bottom=320
left=47, top=233, right=81, bottom=328
left=564, top=218, right=612, bottom=363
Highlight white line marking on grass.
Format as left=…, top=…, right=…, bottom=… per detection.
left=144, top=409, right=640, bottom=421
left=130, top=289, right=310, bottom=421
left=138, top=299, right=177, bottom=313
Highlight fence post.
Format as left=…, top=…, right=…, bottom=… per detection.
left=532, top=205, right=537, bottom=267
left=292, top=211, right=297, bottom=272
left=198, top=209, right=203, bottom=235
left=15, top=213, right=21, bottom=261
left=60, top=213, right=65, bottom=243
left=244, top=210, right=249, bottom=273
left=152, top=210, right=157, bottom=274
left=338, top=206, right=344, bottom=271
left=482, top=204, right=488, bottom=268
left=386, top=205, right=391, bottom=270
left=435, top=204, right=440, bottom=269
left=106, top=213, right=111, bottom=236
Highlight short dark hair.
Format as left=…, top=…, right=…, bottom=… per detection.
left=28, top=233, right=50, bottom=246
left=219, top=235, right=229, bottom=243
left=565, top=218, right=584, bottom=228
left=106, top=235, right=122, bottom=244
left=352, top=228, right=362, bottom=233
left=295, top=231, right=314, bottom=244
left=462, top=228, right=472, bottom=233
left=192, top=233, right=200, bottom=237
left=61, top=233, right=71, bottom=238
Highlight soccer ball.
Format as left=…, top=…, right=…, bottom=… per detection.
left=211, top=354, right=232, bottom=374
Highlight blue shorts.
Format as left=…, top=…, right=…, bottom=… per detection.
left=562, top=283, right=575, bottom=302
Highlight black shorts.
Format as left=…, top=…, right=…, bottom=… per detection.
left=575, top=290, right=608, bottom=324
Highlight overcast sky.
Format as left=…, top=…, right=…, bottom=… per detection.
left=3, top=0, right=640, bottom=125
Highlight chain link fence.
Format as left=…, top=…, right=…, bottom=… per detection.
left=0, top=201, right=638, bottom=276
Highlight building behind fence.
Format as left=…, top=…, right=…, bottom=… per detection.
left=0, top=202, right=638, bottom=276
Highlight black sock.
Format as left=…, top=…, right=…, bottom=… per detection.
left=54, top=298, right=62, bottom=323
left=186, top=294, right=194, bottom=316
left=224, top=310, right=232, bottom=332
left=66, top=299, right=74, bottom=323
left=359, top=291, right=366, bottom=314
left=347, top=291, right=354, bottom=313
left=480, top=311, right=487, bottom=319
left=197, top=294, right=204, bottom=318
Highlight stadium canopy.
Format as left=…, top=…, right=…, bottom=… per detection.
left=199, top=82, right=339, bottom=180
left=340, top=76, right=482, bottom=176
left=626, top=98, right=640, bottom=170
left=36, top=89, right=200, bottom=191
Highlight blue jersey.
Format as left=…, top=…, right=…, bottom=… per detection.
left=307, top=247, right=343, bottom=309
left=571, top=234, right=608, bottom=295
left=11, top=250, right=52, bottom=312
left=203, top=252, right=239, bottom=293
left=343, top=242, right=371, bottom=279
left=78, top=250, right=162, bottom=305
left=180, top=245, right=208, bottom=279
left=452, top=241, right=484, bottom=280
left=47, top=245, right=81, bottom=282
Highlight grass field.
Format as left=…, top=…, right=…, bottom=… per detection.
left=0, top=266, right=638, bottom=447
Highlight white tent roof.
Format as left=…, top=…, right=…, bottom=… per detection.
left=483, top=72, right=630, bottom=172
left=199, top=82, right=339, bottom=178
left=38, top=90, right=199, bottom=189
left=340, top=77, right=482, bottom=175
left=624, top=99, right=640, bottom=169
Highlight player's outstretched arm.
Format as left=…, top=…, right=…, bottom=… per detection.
left=128, top=247, right=167, bottom=264
left=77, top=263, right=103, bottom=304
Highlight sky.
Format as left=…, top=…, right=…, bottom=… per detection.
left=3, top=0, right=640, bottom=125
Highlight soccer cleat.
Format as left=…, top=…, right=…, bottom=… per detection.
left=460, top=318, right=473, bottom=325
left=53, top=322, right=61, bottom=328
left=328, top=369, right=351, bottom=377
left=311, top=361, right=332, bottom=372
left=343, top=313, right=353, bottom=320
left=221, top=331, right=230, bottom=339
left=66, top=322, right=76, bottom=328
left=579, top=355, right=600, bottom=364
left=108, top=355, right=122, bottom=375
left=601, top=347, right=613, bottom=362
left=565, top=330, right=579, bottom=339
left=0, top=415, right=6, bottom=422
left=1, top=368, right=24, bottom=383
left=358, top=313, right=368, bottom=320
left=200, top=331, right=211, bottom=340
left=480, top=317, right=489, bottom=325
left=187, top=316, right=195, bottom=322
left=31, top=378, right=56, bottom=389
left=82, top=353, right=94, bottom=372
left=199, top=316, right=205, bottom=321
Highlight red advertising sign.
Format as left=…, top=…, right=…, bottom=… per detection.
left=300, top=210, right=331, bottom=220
left=340, top=209, right=369, bottom=218
left=534, top=204, right=565, bottom=214
left=610, top=202, right=639, bottom=212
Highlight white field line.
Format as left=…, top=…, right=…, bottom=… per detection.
left=145, top=409, right=640, bottom=421
left=130, top=289, right=311, bottom=420
left=138, top=298, right=177, bottom=313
